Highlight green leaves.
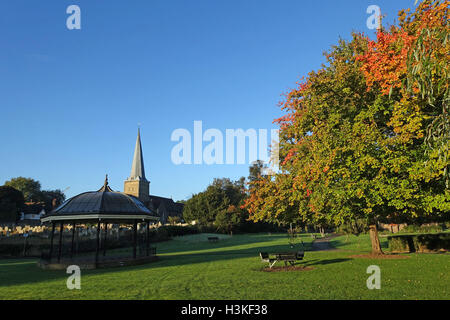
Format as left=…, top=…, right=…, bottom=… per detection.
left=0, top=186, right=25, bottom=222
left=183, top=178, right=247, bottom=227
left=244, top=0, right=449, bottom=233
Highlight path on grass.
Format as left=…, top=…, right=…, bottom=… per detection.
left=311, top=234, right=340, bottom=251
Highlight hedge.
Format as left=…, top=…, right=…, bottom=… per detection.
left=388, top=232, right=450, bottom=253
left=0, top=227, right=176, bottom=257
left=159, top=225, right=199, bottom=237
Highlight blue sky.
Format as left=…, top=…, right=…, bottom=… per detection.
left=0, top=0, right=417, bottom=201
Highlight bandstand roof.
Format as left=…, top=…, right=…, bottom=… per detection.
left=41, top=176, right=159, bottom=223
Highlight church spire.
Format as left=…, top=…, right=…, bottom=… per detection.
left=124, top=128, right=150, bottom=202
left=129, top=128, right=147, bottom=181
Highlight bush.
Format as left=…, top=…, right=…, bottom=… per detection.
left=194, top=220, right=283, bottom=235
left=388, top=232, right=450, bottom=253
left=167, top=216, right=182, bottom=225
left=0, top=243, right=25, bottom=256
left=195, top=223, right=217, bottom=234
left=238, top=221, right=284, bottom=234
left=400, top=224, right=445, bottom=234
left=0, top=235, right=48, bottom=257
left=0, top=228, right=175, bottom=257
left=158, top=225, right=198, bottom=237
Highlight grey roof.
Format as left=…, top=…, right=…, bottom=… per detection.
left=129, top=128, right=147, bottom=181
left=149, top=195, right=184, bottom=213
left=41, top=176, right=158, bottom=222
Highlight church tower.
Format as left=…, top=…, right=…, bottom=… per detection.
left=124, top=129, right=150, bottom=202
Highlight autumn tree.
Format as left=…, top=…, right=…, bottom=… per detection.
left=356, top=0, right=449, bottom=222
left=244, top=0, right=449, bottom=255
left=358, top=0, right=449, bottom=188
left=404, top=0, right=449, bottom=188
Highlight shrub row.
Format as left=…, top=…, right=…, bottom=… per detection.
left=0, top=224, right=286, bottom=257
left=399, top=224, right=448, bottom=234
left=159, top=225, right=199, bottom=237
left=193, top=221, right=285, bottom=234
left=0, top=225, right=195, bottom=257
left=388, top=232, right=450, bottom=253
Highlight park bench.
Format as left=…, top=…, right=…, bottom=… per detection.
left=259, top=251, right=305, bottom=268
left=208, top=236, right=219, bottom=242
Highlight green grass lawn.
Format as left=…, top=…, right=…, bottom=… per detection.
left=0, top=233, right=448, bottom=300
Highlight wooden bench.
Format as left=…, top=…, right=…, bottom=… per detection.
left=260, top=251, right=305, bottom=268
left=208, top=236, right=219, bottom=242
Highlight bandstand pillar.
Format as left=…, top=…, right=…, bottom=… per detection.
left=95, top=220, right=101, bottom=266
left=146, top=221, right=150, bottom=256
left=103, top=223, right=108, bottom=256
left=49, top=222, right=56, bottom=261
left=71, top=223, right=76, bottom=259
left=133, top=220, right=137, bottom=259
left=57, top=222, right=64, bottom=263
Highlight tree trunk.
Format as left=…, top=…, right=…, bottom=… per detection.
left=369, top=224, right=383, bottom=255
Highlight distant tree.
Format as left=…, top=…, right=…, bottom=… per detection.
left=183, top=178, right=247, bottom=226
left=167, top=216, right=181, bottom=225
left=38, top=190, right=66, bottom=212
left=183, top=192, right=209, bottom=225
left=337, top=219, right=370, bottom=238
left=215, top=205, right=243, bottom=235
left=4, top=177, right=66, bottom=213
left=4, top=177, right=41, bottom=202
left=0, top=186, right=25, bottom=222
left=248, top=160, right=266, bottom=184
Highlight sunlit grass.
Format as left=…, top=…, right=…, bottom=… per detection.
left=0, top=233, right=448, bottom=300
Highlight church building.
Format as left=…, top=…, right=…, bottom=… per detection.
left=124, top=129, right=184, bottom=224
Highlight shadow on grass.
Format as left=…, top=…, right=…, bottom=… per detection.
left=0, top=258, right=65, bottom=289
left=250, top=258, right=352, bottom=272
left=329, top=237, right=389, bottom=251
left=0, top=234, right=317, bottom=288
left=303, top=258, right=351, bottom=266
left=158, top=233, right=315, bottom=255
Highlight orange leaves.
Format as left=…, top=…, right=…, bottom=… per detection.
left=242, top=0, right=449, bottom=229
left=273, top=81, right=309, bottom=128
left=357, top=0, right=449, bottom=96
left=357, top=30, right=416, bottom=95
left=415, top=0, right=449, bottom=30
left=281, top=148, right=296, bottom=166
left=273, top=113, right=295, bottom=130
